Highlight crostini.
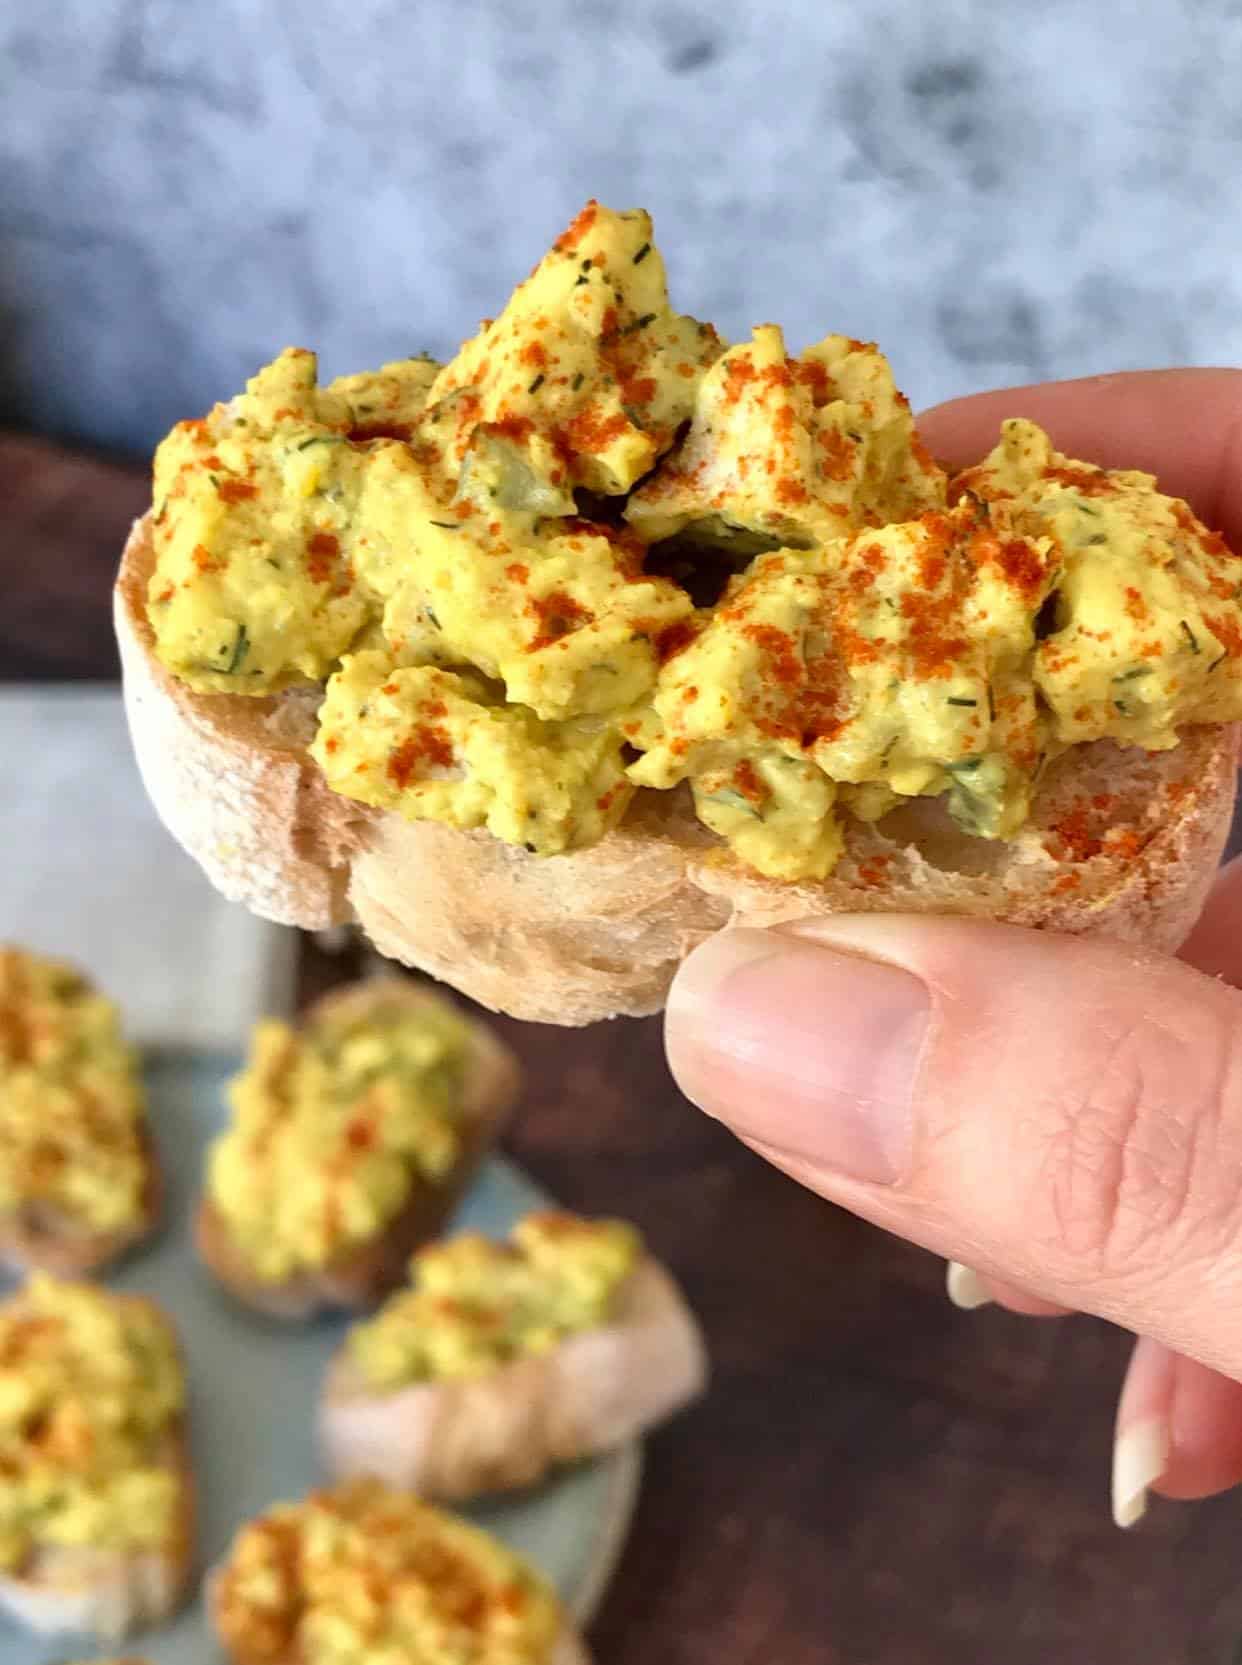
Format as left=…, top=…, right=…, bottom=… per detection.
left=117, top=201, right=1242, bottom=1024
left=196, top=977, right=521, bottom=1319
left=209, top=1478, right=591, bottom=1665
left=0, top=1277, right=193, bottom=1641
left=0, top=947, right=160, bottom=1276
left=320, top=1210, right=705, bottom=1500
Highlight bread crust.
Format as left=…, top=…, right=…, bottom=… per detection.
left=117, top=513, right=1239, bottom=1025
left=319, top=1256, right=706, bottom=1501
left=0, top=1297, right=194, bottom=1642
left=0, top=1125, right=163, bottom=1279
left=196, top=979, right=521, bottom=1319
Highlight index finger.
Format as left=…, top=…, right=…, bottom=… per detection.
left=917, top=368, right=1242, bottom=547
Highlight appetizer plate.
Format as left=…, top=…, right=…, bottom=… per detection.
left=4, top=1049, right=641, bottom=1664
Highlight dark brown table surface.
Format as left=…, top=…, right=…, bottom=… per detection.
left=8, top=431, right=1242, bottom=1664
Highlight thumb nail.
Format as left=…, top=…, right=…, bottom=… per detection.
left=666, top=927, right=929, bottom=1184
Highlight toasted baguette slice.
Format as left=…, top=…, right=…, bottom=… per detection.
left=0, top=1127, right=163, bottom=1280
left=207, top=1481, right=591, bottom=1665
left=196, top=979, right=521, bottom=1319
left=320, top=1255, right=706, bottom=1500
left=0, top=1298, right=194, bottom=1643
left=117, top=512, right=1239, bottom=1025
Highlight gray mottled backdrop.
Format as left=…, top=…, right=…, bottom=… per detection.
left=4, top=0, right=1242, bottom=458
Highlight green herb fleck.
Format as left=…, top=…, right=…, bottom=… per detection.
left=702, top=787, right=762, bottom=819
left=1181, top=619, right=1200, bottom=654
left=947, top=697, right=977, bottom=708
left=635, top=311, right=657, bottom=329
left=574, top=275, right=589, bottom=286
left=571, top=372, right=585, bottom=391
left=1113, top=698, right=1130, bottom=716
left=1114, top=665, right=1152, bottom=682
left=986, top=685, right=996, bottom=723
left=296, top=434, right=345, bottom=451
left=223, top=624, right=249, bottom=674
left=632, top=242, right=651, bottom=265
left=1210, top=649, right=1228, bottom=672
left=429, top=520, right=460, bottom=531
left=528, top=372, right=545, bottom=394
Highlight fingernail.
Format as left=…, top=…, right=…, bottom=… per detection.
left=666, top=927, right=929, bottom=1184
left=946, top=1261, right=993, bottom=1311
left=1112, top=1417, right=1169, bottom=1529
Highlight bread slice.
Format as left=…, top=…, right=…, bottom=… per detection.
left=0, top=1126, right=163, bottom=1280
left=319, top=1255, right=706, bottom=1501
left=0, top=1298, right=194, bottom=1643
left=196, top=979, right=521, bottom=1319
left=117, top=512, right=1239, bottom=1025
left=207, top=1481, right=591, bottom=1665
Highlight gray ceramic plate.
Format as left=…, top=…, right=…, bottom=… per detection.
left=3, top=1050, right=640, bottom=1663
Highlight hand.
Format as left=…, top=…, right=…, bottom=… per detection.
left=664, top=369, right=1242, bottom=1531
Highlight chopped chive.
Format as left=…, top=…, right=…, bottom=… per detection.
left=1113, top=698, right=1130, bottom=715
left=426, top=606, right=440, bottom=629
left=986, top=685, right=996, bottom=722
left=208, top=473, right=221, bottom=488
left=1210, top=649, right=1227, bottom=671
left=429, top=520, right=460, bottom=531
left=574, top=275, right=589, bottom=286
left=296, top=434, right=345, bottom=450
left=947, top=696, right=977, bottom=707
left=1181, top=619, right=1200, bottom=653
left=947, top=756, right=982, bottom=774
left=632, top=242, right=651, bottom=264
left=528, top=372, right=545, bottom=394
left=571, top=372, right=585, bottom=391
left=1114, top=665, right=1152, bottom=682
left=224, top=624, right=249, bottom=674
left=635, top=311, right=657, bottom=329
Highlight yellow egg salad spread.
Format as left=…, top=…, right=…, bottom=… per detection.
left=0, top=947, right=149, bottom=1237
left=146, top=202, right=1242, bottom=882
left=206, top=993, right=472, bottom=1284
left=213, top=1479, right=563, bottom=1665
left=0, top=1277, right=184, bottom=1572
left=347, top=1211, right=641, bottom=1389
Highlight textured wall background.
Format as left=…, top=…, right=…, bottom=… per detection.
left=4, top=0, right=1242, bottom=458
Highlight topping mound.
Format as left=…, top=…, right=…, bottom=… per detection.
left=206, top=992, right=470, bottom=1284
left=0, top=946, right=150, bottom=1237
left=0, top=1278, right=184, bottom=1571
left=147, top=202, right=1242, bottom=881
left=213, top=1480, right=562, bottom=1665
left=347, top=1211, right=641, bottom=1389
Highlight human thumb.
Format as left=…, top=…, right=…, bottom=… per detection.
left=665, top=916, right=1242, bottom=1379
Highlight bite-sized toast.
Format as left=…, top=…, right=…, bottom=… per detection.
left=209, top=1479, right=590, bottom=1665
left=196, top=978, right=520, bottom=1319
left=0, top=947, right=161, bottom=1275
left=320, top=1212, right=706, bottom=1500
left=116, top=201, right=1242, bottom=1024
left=0, top=1280, right=194, bottom=1642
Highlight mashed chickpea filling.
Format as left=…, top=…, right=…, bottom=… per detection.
left=213, top=1480, right=562, bottom=1665
left=346, top=1211, right=641, bottom=1390
left=0, top=1278, right=184, bottom=1572
left=0, top=947, right=149, bottom=1237
left=206, top=996, right=471, bottom=1285
left=147, top=202, right=1242, bottom=882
